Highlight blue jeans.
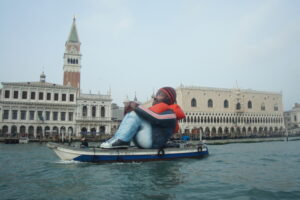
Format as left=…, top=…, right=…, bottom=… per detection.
left=113, top=111, right=152, bottom=148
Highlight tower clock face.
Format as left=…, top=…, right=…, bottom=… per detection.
left=70, top=46, right=77, bottom=53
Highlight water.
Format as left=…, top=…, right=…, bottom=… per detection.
left=0, top=141, right=300, bottom=200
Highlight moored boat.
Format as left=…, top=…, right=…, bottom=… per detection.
left=47, top=141, right=209, bottom=163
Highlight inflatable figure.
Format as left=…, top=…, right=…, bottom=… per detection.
left=100, top=87, right=185, bottom=149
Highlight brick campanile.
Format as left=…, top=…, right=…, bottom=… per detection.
left=63, top=17, right=81, bottom=89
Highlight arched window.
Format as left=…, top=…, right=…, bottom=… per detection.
left=208, top=99, right=213, bottom=108
left=248, top=101, right=252, bottom=109
left=82, top=106, right=87, bottom=117
left=75, top=59, right=78, bottom=64
left=274, top=104, right=278, bottom=111
left=224, top=99, right=229, bottom=108
left=236, top=102, right=241, bottom=110
left=92, top=106, right=96, bottom=117
left=191, top=98, right=197, bottom=107
left=101, top=107, right=105, bottom=117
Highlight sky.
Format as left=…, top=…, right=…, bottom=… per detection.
left=0, top=0, right=299, bottom=110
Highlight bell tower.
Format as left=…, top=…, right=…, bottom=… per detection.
left=63, top=17, right=81, bottom=89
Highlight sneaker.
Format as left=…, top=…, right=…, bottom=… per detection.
left=100, top=138, right=130, bottom=149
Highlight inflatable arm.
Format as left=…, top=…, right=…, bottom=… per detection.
left=135, top=106, right=176, bottom=127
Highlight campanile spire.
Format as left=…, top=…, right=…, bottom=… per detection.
left=63, top=17, right=81, bottom=89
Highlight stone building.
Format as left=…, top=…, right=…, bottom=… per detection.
left=176, top=85, right=285, bottom=138
left=0, top=18, right=113, bottom=139
left=284, top=103, right=300, bottom=134
left=0, top=74, right=77, bottom=138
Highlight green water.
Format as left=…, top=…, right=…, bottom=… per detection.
left=0, top=141, right=300, bottom=200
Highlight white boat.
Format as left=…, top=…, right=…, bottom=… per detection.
left=19, top=137, right=29, bottom=144
left=47, top=141, right=209, bottom=163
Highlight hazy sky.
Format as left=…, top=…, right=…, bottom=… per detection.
left=0, top=0, right=299, bottom=110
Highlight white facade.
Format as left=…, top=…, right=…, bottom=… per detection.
left=177, top=86, right=285, bottom=138
left=284, top=103, right=300, bottom=132
left=0, top=76, right=77, bottom=138
left=75, top=93, right=112, bottom=135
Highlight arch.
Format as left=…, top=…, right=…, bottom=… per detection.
left=204, top=127, right=210, bottom=138
left=91, top=128, right=96, bottom=133
left=224, top=99, right=229, bottom=108
left=217, top=127, right=223, bottom=137
left=52, top=126, right=59, bottom=138
left=11, top=125, right=17, bottom=136
left=248, top=101, right=252, bottom=109
left=37, top=126, right=43, bottom=138
left=253, top=127, right=258, bottom=134
left=28, top=126, right=34, bottom=138
left=208, top=99, right=213, bottom=108
left=81, top=127, right=87, bottom=134
left=82, top=106, right=87, bottom=117
left=45, top=126, right=50, bottom=138
left=191, top=98, right=197, bottom=107
left=224, top=127, right=229, bottom=136
left=2, top=125, right=8, bottom=134
left=101, top=107, right=105, bottom=117
left=68, top=127, right=73, bottom=136
left=242, top=127, right=247, bottom=136
left=230, top=127, right=235, bottom=135
left=20, top=126, right=26, bottom=134
left=60, top=127, right=66, bottom=136
left=247, top=127, right=252, bottom=135
left=100, top=126, right=105, bottom=134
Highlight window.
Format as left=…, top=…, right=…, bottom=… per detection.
left=38, top=111, right=43, bottom=121
left=31, top=92, right=36, bottom=100
left=54, top=93, right=59, bottom=101
left=191, top=98, right=197, bottom=107
left=294, top=115, right=297, bottom=122
left=21, top=110, right=26, bottom=120
left=47, top=93, right=51, bottom=100
left=70, top=94, right=74, bottom=102
left=208, top=99, right=213, bottom=108
left=69, top=112, right=73, bottom=121
left=21, top=91, right=27, bottom=99
left=39, top=92, right=43, bottom=100
left=45, top=111, right=50, bottom=120
left=3, top=110, right=9, bottom=119
left=261, top=103, right=266, bottom=111
left=274, top=105, right=279, bottom=111
left=101, top=107, right=105, bottom=117
left=92, top=106, right=96, bottom=117
left=29, top=111, right=35, bottom=120
left=236, top=103, right=241, bottom=110
left=13, top=91, right=18, bottom=99
left=61, top=112, right=66, bottom=121
left=62, top=94, right=66, bottom=101
left=224, top=100, right=229, bottom=108
left=82, top=106, right=87, bottom=117
left=4, top=90, right=10, bottom=98
left=248, top=101, right=252, bottom=109
left=53, top=112, right=58, bottom=121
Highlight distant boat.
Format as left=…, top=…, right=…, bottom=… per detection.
left=19, top=137, right=29, bottom=144
left=47, top=141, right=209, bottom=163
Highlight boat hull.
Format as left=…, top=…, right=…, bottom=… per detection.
left=47, top=142, right=209, bottom=163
